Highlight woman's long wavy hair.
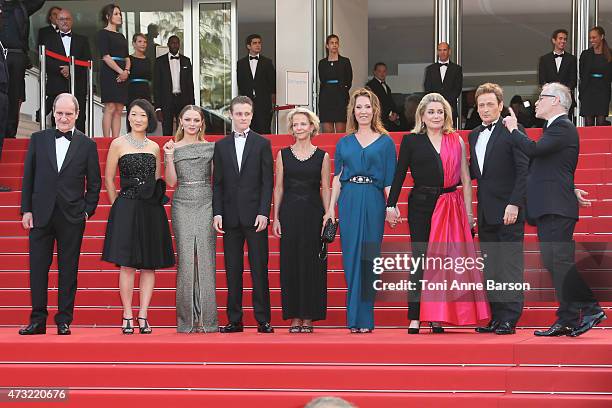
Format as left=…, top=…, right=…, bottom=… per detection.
left=174, top=105, right=206, bottom=142
left=411, top=93, right=455, bottom=135
left=345, top=88, right=387, bottom=135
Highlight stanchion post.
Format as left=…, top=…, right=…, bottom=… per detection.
left=87, top=60, right=94, bottom=137
left=39, top=45, right=46, bottom=130
left=69, top=56, right=76, bottom=95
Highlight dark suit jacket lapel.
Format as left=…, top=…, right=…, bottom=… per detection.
left=469, top=131, right=482, bottom=179
left=45, top=130, right=59, bottom=173
left=442, top=64, right=453, bottom=87
left=549, top=114, right=569, bottom=128
left=59, top=130, right=83, bottom=174
left=51, top=32, right=67, bottom=57
left=482, top=122, right=502, bottom=176
left=227, top=136, right=240, bottom=175
left=240, top=134, right=255, bottom=175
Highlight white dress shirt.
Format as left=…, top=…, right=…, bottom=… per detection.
left=168, top=53, right=181, bottom=94
left=55, top=127, right=74, bottom=171
left=475, top=121, right=498, bottom=174
left=249, top=54, right=259, bottom=79
left=554, top=52, right=564, bottom=72
left=234, top=129, right=249, bottom=171
left=377, top=78, right=389, bottom=94
left=546, top=113, right=565, bottom=128
left=60, top=31, right=71, bottom=56
left=439, top=60, right=449, bottom=82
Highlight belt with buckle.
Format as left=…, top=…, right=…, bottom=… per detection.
left=413, top=185, right=457, bottom=195
left=325, top=79, right=339, bottom=84
left=348, top=175, right=373, bottom=184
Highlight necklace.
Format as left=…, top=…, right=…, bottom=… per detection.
left=125, top=133, right=148, bottom=149
left=290, top=145, right=316, bottom=162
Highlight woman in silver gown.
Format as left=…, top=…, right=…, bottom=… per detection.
left=164, top=105, right=217, bottom=333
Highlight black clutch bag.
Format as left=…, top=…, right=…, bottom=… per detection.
left=319, top=218, right=338, bottom=260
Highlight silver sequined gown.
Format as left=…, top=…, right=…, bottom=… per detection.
left=172, top=143, right=218, bottom=333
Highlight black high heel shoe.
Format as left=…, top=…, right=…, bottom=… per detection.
left=137, top=317, right=152, bottom=334
left=122, top=317, right=134, bottom=335
left=408, top=321, right=420, bottom=334
left=429, top=322, right=444, bottom=334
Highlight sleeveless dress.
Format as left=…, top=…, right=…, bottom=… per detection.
left=102, top=152, right=175, bottom=269
left=127, top=55, right=152, bottom=106
left=279, top=147, right=327, bottom=321
left=97, top=29, right=129, bottom=104
left=172, top=143, right=218, bottom=333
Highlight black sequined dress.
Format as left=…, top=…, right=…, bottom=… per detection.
left=102, top=153, right=175, bottom=269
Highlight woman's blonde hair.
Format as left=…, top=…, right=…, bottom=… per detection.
left=346, top=87, right=387, bottom=134
left=411, top=93, right=455, bottom=134
left=174, top=105, right=206, bottom=142
left=287, top=107, right=320, bottom=138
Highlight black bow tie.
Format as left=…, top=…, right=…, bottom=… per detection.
left=170, top=55, right=180, bottom=60
left=439, top=62, right=449, bottom=67
left=249, top=55, right=259, bottom=61
left=482, top=122, right=496, bottom=131
left=60, top=32, right=71, bottom=38
left=56, top=130, right=73, bottom=141
left=554, top=53, right=563, bottom=58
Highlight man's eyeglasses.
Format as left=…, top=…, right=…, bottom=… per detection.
left=537, top=94, right=557, bottom=102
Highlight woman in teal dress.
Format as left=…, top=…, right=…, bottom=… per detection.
left=323, top=88, right=397, bottom=333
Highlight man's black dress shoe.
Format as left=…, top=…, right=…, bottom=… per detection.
left=257, top=322, right=274, bottom=333
left=534, top=323, right=573, bottom=337
left=568, top=311, right=607, bottom=337
left=475, top=320, right=499, bottom=333
left=0, top=185, right=12, bottom=192
left=494, top=321, right=516, bottom=335
left=18, top=322, right=46, bottom=335
left=57, top=323, right=71, bottom=335
left=219, top=322, right=244, bottom=333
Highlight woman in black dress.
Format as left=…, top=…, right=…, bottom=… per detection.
left=102, top=99, right=175, bottom=334
left=97, top=4, right=130, bottom=138
left=272, top=108, right=331, bottom=333
left=318, top=34, right=352, bottom=133
left=128, top=33, right=152, bottom=106
left=579, top=26, right=612, bottom=126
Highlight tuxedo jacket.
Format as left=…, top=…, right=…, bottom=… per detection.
left=43, top=31, right=91, bottom=96
left=468, top=123, right=529, bottom=225
left=153, top=54, right=195, bottom=109
left=424, top=62, right=463, bottom=111
left=21, top=129, right=101, bottom=227
left=212, top=131, right=273, bottom=229
left=0, top=41, right=8, bottom=94
left=538, top=52, right=577, bottom=89
left=236, top=55, right=276, bottom=110
left=37, top=24, right=56, bottom=47
left=509, top=115, right=579, bottom=221
left=366, top=77, right=398, bottom=119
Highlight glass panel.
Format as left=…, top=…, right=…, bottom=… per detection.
left=199, top=2, right=232, bottom=121
left=600, top=2, right=612, bottom=118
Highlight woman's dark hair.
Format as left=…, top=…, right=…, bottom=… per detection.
left=126, top=99, right=157, bottom=134
left=590, top=26, right=612, bottom=62
left=101, top=4, right=120, bottom=25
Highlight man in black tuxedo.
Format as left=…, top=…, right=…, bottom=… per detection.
left=36, top=5, right=60, bottom=47
left=19, top=93, right=101, bottom=335
left=42, top=9, right=91, bottom=132
left=469, top=83, right=528, bottom=335
left=366, top=62, right=400, bottom=131
left=0, top=5, right=12, bottom=192
left=503, top=82, right=606, bottom=337
left=154, top=35, right=195, bottom=136
left=424, top=42, right=463, bottom=125
left=236, top=34, right=275, bottom=135
left=213, top=96, right=274, bottom=334
left=537, top=29, right=577, bottom=117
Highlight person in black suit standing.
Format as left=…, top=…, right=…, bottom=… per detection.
left=424, top=42, right=463, bottom=125
left=236, top=34, right=275, bottom=135
left=154, top=35, right=195, bottom=136
left=0, top=5, right=12, bottom=192
left=469, top=83, right=528, bottom=335
left=538, top=29, right=577, bottom=118
left=36, top=6, right=60, bottom=47
left=366, top=62, right=400, bottom=131
left=18, top=93, right=101, bottom=335
left=42, top=8, right=91, bottom=132
left=213, top=96, right=274, bottom=334
left=503, top=82, right=606, bottom=337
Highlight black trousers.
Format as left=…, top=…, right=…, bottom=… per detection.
left=29, top=205, right=86, bottom=325
left=478, top=217, right=525, bottom=324
left=223, top=224, right=271, bottom=324
left=250, top=97, right=272, bottom=135
left=46, top=93, right=87, bottom=133
left=0, top=90, right=7, bottom=158
left=161, top=94, right=189, bottom=136
left=6, top=52, right=27, bottom=138
left=536, top=214, right=601, bottom=326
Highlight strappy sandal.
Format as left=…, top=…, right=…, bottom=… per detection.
left=301, top=325, right=314, bottom=333
left=289, top=326, right=302, bottom=333
left=137, top=317, right=152, bottom=334
left=359, top=328, right=372, bottom=333
left=122, top=317, right=134, bottom=335
left=350, top=328, right=360, bottom=333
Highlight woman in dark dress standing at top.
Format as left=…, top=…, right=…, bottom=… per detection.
left=97, top=4, right=130, bottom=138
left=273, top=108, right=331, bottom=333
left=579, top=26, right=612, bottom=126
left=128, top=33, right=152, bottom=106
left=318, top=34, right=353, bottom=133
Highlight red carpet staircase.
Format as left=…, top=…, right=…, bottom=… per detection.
left=0, top=129, right=610, bottom=407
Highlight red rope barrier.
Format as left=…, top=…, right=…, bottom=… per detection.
left=45, top=50, right=92, bottom=68
left=273, top=104, right=296, bottom=111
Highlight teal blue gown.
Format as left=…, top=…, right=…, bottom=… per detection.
left=335, top=134, right=397, bottom=329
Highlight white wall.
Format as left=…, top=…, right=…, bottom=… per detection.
left=275, top=0, right=313, bottom=133
left=333, top=0, right=368, bottom=92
